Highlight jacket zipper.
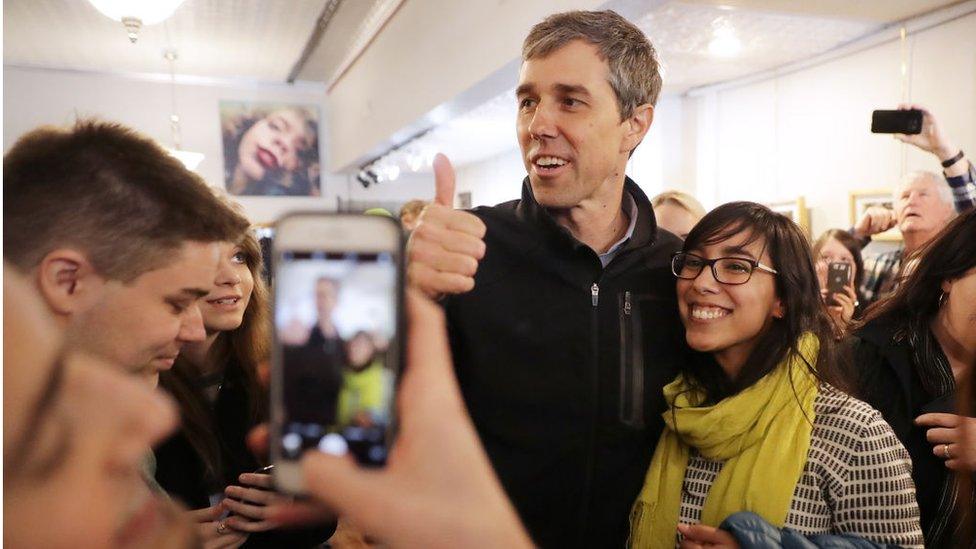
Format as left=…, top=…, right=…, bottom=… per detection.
left=620, top=291, right=644, bottom=427
left=579, top=280, right=601, bottom=539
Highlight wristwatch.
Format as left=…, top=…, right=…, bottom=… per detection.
left=941, top=149, right=964, bottom=168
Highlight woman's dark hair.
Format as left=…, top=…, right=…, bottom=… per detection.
left=857, top=209, right=976, bottom=331
left=812, top=228, right=865, bottom=299
left=679, top=201, right=852, bottom=402
left=159, top=229, right=271, bottom=486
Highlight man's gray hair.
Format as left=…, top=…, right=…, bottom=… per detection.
left=522, top=10, right=662, bottom=119
left=895, top=171, right=954, bottom=206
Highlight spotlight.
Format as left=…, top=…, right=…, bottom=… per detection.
left=357, top=168, right=378, bottom=188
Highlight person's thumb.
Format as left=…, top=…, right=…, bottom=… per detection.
left=433, top=153, right=456, bottom=207
left=301, top=452, right=393, bottom=527
left=189, top=501, right=226, bottom=522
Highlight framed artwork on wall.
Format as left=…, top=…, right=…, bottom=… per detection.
left=849, top=189, right=902, bottom=242
left=220, top=101, right=321, bottom=197
left=768, top=196, right=810, bottom=238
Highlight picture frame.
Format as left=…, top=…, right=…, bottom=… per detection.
left=849, top=189, right=902, bottom=242
left=767, top=196, right=810, bottom=238
left=220, top=100, right=322, bottom=197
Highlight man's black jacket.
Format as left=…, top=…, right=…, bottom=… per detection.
left=444, top=177, right=685, bottom=548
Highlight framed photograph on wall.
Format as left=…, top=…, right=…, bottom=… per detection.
left=768, top=196, right=810, bottom=238
left=220, top=101, right=321, bottom=197
left=849, top=189, right=901, bottom=242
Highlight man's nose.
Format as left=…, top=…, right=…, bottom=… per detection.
left=178, top=304, right=207, bottom=342
left=528, top=102, right=558, bottom=140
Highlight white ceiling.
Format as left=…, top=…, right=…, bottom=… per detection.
left=641, top=3, right=881, bottom=93
left=2, top=0, right=329, bottom=81
left=3, top=0, right=961, bottom=173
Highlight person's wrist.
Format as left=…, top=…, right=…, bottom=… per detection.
left=935, top=144, right=960, bottom=163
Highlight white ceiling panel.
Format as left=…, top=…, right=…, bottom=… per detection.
left=3, top=0, right=328, bottom=81
left=639, top=2, right=882, bottom=92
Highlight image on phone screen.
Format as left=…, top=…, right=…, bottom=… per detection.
left=274, top=250, right=397, bottom=466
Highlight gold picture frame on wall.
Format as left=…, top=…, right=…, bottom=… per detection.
left=768, top=196, right=810, bottom=238
left=849, top=189, right=902, bottom=242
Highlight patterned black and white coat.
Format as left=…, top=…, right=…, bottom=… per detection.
left=675, top=385, right=924, bottom=548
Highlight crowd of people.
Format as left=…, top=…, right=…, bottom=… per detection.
left=3, top=8, right=975, bottom=549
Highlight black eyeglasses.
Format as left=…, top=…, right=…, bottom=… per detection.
left=671, top=252, right=778, bottom=285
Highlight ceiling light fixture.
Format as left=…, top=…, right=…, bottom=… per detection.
left=708, top=20, right=742, bottom=57
left=87, top=0, right=187, bottom=43
left=163, top=49, right=205, bottom=171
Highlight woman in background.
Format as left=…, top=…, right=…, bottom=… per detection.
left=155, top=231, right=334, bottom=548
left=651, top=190, right=707, bottom=240
left=630, top=202, right=922, bottom=548
left=811, top=229, right=864, bottom=335
left=222, top=106, right=319, bottom=197
left=337, top=331, right=393, bottom=429
left=851, top=209, right=976, bottom=548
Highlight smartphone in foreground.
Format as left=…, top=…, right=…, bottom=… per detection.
left=871, top=109, right=922, bottom=134
left=825, top=261, right=852, bottom=306
left=271, top=213, right=403, bottom=495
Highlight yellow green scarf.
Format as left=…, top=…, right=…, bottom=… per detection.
left=629, top=333, right=820, bottom=548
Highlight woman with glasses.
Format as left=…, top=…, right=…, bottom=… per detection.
left=630, top=202, right=923, bottom=547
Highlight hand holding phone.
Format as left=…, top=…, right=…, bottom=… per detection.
left=222, top=472, right=289, bottom=533
left=872, top=109, right=923, bottom=134
left=825, top=262, right=852, bottom=306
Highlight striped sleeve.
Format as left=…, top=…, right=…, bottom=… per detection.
left=946, top=160, right=976, bottom=214
left=831, top=408, right=924, bottom=548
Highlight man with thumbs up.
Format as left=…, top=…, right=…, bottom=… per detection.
left=407, top=11, right=686, bottom=548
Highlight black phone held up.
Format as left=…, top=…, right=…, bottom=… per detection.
left=826, top=262, right=851, bottom=306
left=871, top=109, right=923, bottom=134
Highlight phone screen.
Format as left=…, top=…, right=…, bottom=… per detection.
left=274, top=250, right=398, bottom=466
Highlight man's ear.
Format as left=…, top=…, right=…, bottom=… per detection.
left=35, top=249, right=106, bottom=316
left=621, top=103, right=655, bottom=154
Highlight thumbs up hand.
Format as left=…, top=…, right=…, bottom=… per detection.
left=407, top=154, right=487, bottom=298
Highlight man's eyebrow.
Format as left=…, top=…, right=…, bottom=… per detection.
left=515, top=83, right=535, bottom=97
left=8, top=348, right=67, bottom=473
left=553, top=83, right=591, bottom=97
left=173, top=288, right=209, bottom=299
left=274, top=115, right=291, bottom=131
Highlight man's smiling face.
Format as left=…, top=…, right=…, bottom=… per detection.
left=516, top=40, right=635, bottom=209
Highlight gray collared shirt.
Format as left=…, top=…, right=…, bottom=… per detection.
left=598, top=192, right=638, bottom=268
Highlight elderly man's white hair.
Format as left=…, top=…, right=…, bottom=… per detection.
left=894, top=171, right=954, bottom=205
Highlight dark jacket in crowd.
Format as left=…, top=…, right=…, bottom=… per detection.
left=154, top=357, right=335, bottom=548
left=444, top=177, right=686, bottom=548
left=851, top=318, right=975, bottom=549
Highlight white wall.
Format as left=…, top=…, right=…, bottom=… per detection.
left=2, top=66, right=442, bottom=222
left=3, top=66, right=340, bottom=224
left=326, top=0, right=607, bottom=172
left=687, top=11, right=976, bottom=237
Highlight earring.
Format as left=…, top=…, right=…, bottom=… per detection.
left=938, top=291, right=948, bottom=308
